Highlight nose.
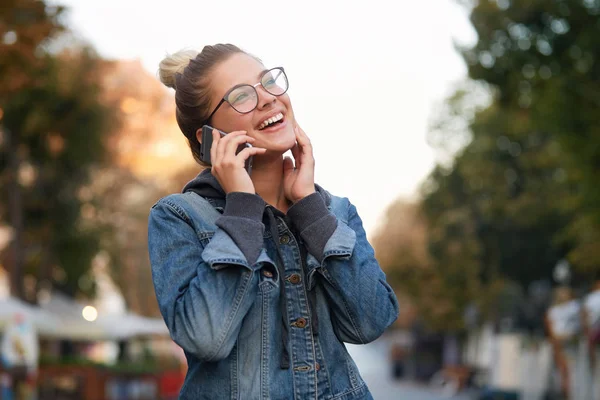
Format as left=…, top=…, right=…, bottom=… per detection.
left=256, top=85, right=276, bottom=110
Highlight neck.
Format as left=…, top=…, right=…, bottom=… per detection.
left=251, top=153, right=289, bottom=213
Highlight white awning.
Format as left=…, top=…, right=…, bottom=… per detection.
left=0, top=297, right=60, bottom=336
left=96, top=312, right=170, bottom=340
left=2, top=292, right=169, bottom=341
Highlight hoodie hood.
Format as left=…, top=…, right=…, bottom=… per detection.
left=182, top=169, right=331, bottom=206
left=182, top=169, right=226, bottom=199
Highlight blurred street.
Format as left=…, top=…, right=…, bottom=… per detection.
left=348, top=335, right=476, bottom=400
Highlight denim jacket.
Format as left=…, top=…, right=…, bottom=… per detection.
left=148, top=171, right=399, bottom=400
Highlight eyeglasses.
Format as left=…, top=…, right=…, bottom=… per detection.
left=205, top=67, right=289, bottom=123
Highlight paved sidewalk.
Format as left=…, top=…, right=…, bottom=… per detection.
left=347, top=337, right=478, bottom=400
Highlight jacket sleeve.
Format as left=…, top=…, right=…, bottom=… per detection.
left=289, top=195, right=399, bottom=344
left=148, top=193, right=272, bottom=361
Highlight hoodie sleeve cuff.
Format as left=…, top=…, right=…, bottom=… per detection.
left=287, top=192, right=337, bottom=260
left=214, top=192, right=266, bottom=265
left=223, top=192, right=265, bottom=221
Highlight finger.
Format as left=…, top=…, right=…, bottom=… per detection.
left=237, top=146, right=267, bottom=161
left=295, top=125, right=313, bottom=152
left=295, top=125, right=310, bottom=142
left=296, top=124, right=309, bottom=139
left=295, top=127, right=314, bottom=166
left=215, top=130, right=247, bottom=161
left=225, top=134, right=254, bottom=159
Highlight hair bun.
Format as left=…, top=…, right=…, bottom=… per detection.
left=158, top=49, right=199, bottom=89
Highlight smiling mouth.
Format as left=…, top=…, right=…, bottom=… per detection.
left=258, top=112, right=284, bottom=130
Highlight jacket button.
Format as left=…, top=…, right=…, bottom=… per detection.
left=262, top=268, right=274, bottom=278
left=315, top=362, right=321, bottom=371
left=293, top=317, right=307, bottom=328
left=279, top=234, right=291, bottom=245
left=286, top=274, right=301, bottom=284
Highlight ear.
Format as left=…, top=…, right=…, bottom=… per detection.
left=195, top=128, right=203, bottom=144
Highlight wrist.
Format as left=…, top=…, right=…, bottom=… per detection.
left=226, top=188, right=256, bottom=195
left=223, top=182, right=255, bottom=195
left=291, top=189, right=316, bottom=203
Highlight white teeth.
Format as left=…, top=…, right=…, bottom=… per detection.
left=259, top=113, right=284, bottom=130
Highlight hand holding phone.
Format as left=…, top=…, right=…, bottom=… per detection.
left=199, top=125, right=266, bottom=194
left=200, top=125, right=254, bottom=174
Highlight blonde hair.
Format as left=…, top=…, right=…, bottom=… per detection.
left=158, top=49, right=199, bottom=90
left=157, top=44, right=251, bottom=165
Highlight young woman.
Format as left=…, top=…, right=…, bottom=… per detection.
left=148, top=44, right=399, bottom=400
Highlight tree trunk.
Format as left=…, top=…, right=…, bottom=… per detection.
left=4, top=126, right=25, bottom=299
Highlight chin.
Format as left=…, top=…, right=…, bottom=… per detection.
left=261, top=137, right=296, bottom=154
left=253, top=127, right=295, bottom=151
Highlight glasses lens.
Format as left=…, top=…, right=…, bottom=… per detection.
left=227, top=85, right=258, bottom=113
left=262, top=68, right=288, bottom=96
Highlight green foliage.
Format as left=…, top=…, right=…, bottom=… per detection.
left=458, top=0, right=600, bottom=273
left=0, top=1, right=118, bottom=298
left=380, top=0, right=600, bottom=332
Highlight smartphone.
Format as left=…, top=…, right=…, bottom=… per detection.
left=200, top=125, right=253, bottom=174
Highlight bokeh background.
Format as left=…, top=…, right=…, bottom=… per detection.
left=1, top=0, right=600, bottom=399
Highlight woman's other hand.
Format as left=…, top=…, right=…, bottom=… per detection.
left=283, top=125, right=316, bottom=203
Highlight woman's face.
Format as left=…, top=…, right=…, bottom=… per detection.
left=205, top=53, right=297, bottom=154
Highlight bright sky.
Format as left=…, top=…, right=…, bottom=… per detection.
left=55, top=0, right=475, bottom=236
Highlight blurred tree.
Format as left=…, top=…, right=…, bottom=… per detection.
left=426, top=99, right=575, bottom=285
left=393, top=0, right=600, bottom=331
left=0, top=1, right=118, bottom=300
left=372, top=199, right=488, bottom=332
left=0, top=2, right=188, bottom=317
left=421, top=105, right=575, bottom=330
left=0, top=0, right=65, bottom=299
left=456, top=0, right=600, bottom=274
left=0, top=0, right=64, bottom=94
left=92, top=59, right=193, bottom=316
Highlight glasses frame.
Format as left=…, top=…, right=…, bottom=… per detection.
left=204, top=67, right=288, bottom=124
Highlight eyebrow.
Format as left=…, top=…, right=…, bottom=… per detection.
left=257, top=69, right=268, bottom=79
